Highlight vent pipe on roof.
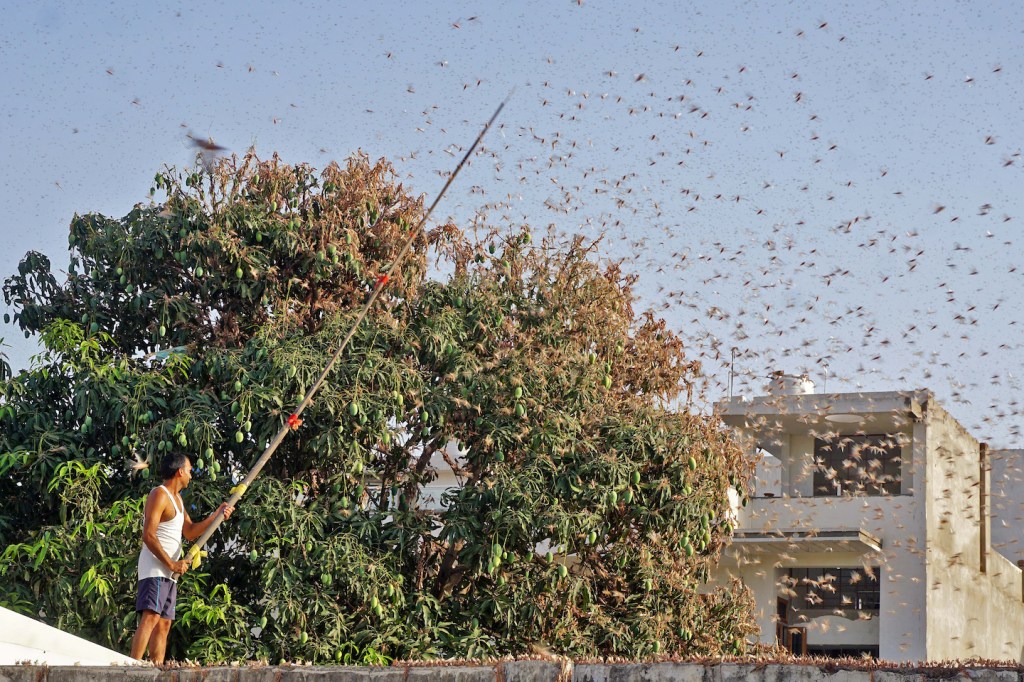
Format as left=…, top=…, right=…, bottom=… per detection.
left=766, top=371, right=815, bottom=395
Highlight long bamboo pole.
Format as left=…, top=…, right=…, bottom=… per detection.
left=175, top=95, right=510, bottom=577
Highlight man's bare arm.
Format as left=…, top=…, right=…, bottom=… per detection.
left=182, top=503, right=233, bottom=542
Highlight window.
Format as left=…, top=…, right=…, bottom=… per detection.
left=786, top=567, right=880, bottom=611
left=813, top=434, right=902, bottom=496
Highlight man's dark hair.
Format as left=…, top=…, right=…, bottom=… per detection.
left=159, top=452, right=189, bottom=481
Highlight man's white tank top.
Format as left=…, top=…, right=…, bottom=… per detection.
left=137, top=485, right=184, bottom=581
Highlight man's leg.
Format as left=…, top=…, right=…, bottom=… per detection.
left=148, top=617, right=173, bottom=664
left=130, top=610, right=161, bottom=660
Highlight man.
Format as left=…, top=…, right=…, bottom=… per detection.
left=130, top=452, right=234, bottom=664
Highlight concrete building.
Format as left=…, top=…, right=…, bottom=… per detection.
left=713, top=382, right=1024, bottom=662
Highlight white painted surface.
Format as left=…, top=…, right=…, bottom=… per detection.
left=0, top=606, right=143, bottom=666
left=766, top=373, right=815, bottom=396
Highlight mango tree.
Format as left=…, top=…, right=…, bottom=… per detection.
left=0, top=152, right=755, bottom=663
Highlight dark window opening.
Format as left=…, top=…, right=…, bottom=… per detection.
left=813, top=434, right=902, bottom=496
left=785, top=567, right=881, bottom=611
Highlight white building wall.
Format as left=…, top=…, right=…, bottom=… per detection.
left=718, top=563, right=777, bottom=647
left=730, top=490, right=928, bottom=660
left=727, top=396, right=1024, bottom=662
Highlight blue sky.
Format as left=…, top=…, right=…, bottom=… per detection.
left=2, top=1, right=1022, bottom=445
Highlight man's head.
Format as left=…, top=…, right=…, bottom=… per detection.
left=159, top=452, right=193, bottom=487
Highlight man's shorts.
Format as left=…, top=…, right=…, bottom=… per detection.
left=136, top=577, right=178, bottom=620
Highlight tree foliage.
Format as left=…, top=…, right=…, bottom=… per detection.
left=0, top=152, right=755, bottom=663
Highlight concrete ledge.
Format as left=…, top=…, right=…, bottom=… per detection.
left=0, top=663, right=1020, bottom=682
left=407, top=667, right=497, bottom=682
left=503, top=662, right=562, bottom=682
left=575, top=663, right=706, bottom=682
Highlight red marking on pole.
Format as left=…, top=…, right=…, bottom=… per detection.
left=287, top=414, right=303, bottom=430
left=377, top=274, right=390, bottom=287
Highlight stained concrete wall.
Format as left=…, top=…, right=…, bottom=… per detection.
left=2, top=661, right=1024, bottom=682
left=922, top=402, right=1024, bottom=663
